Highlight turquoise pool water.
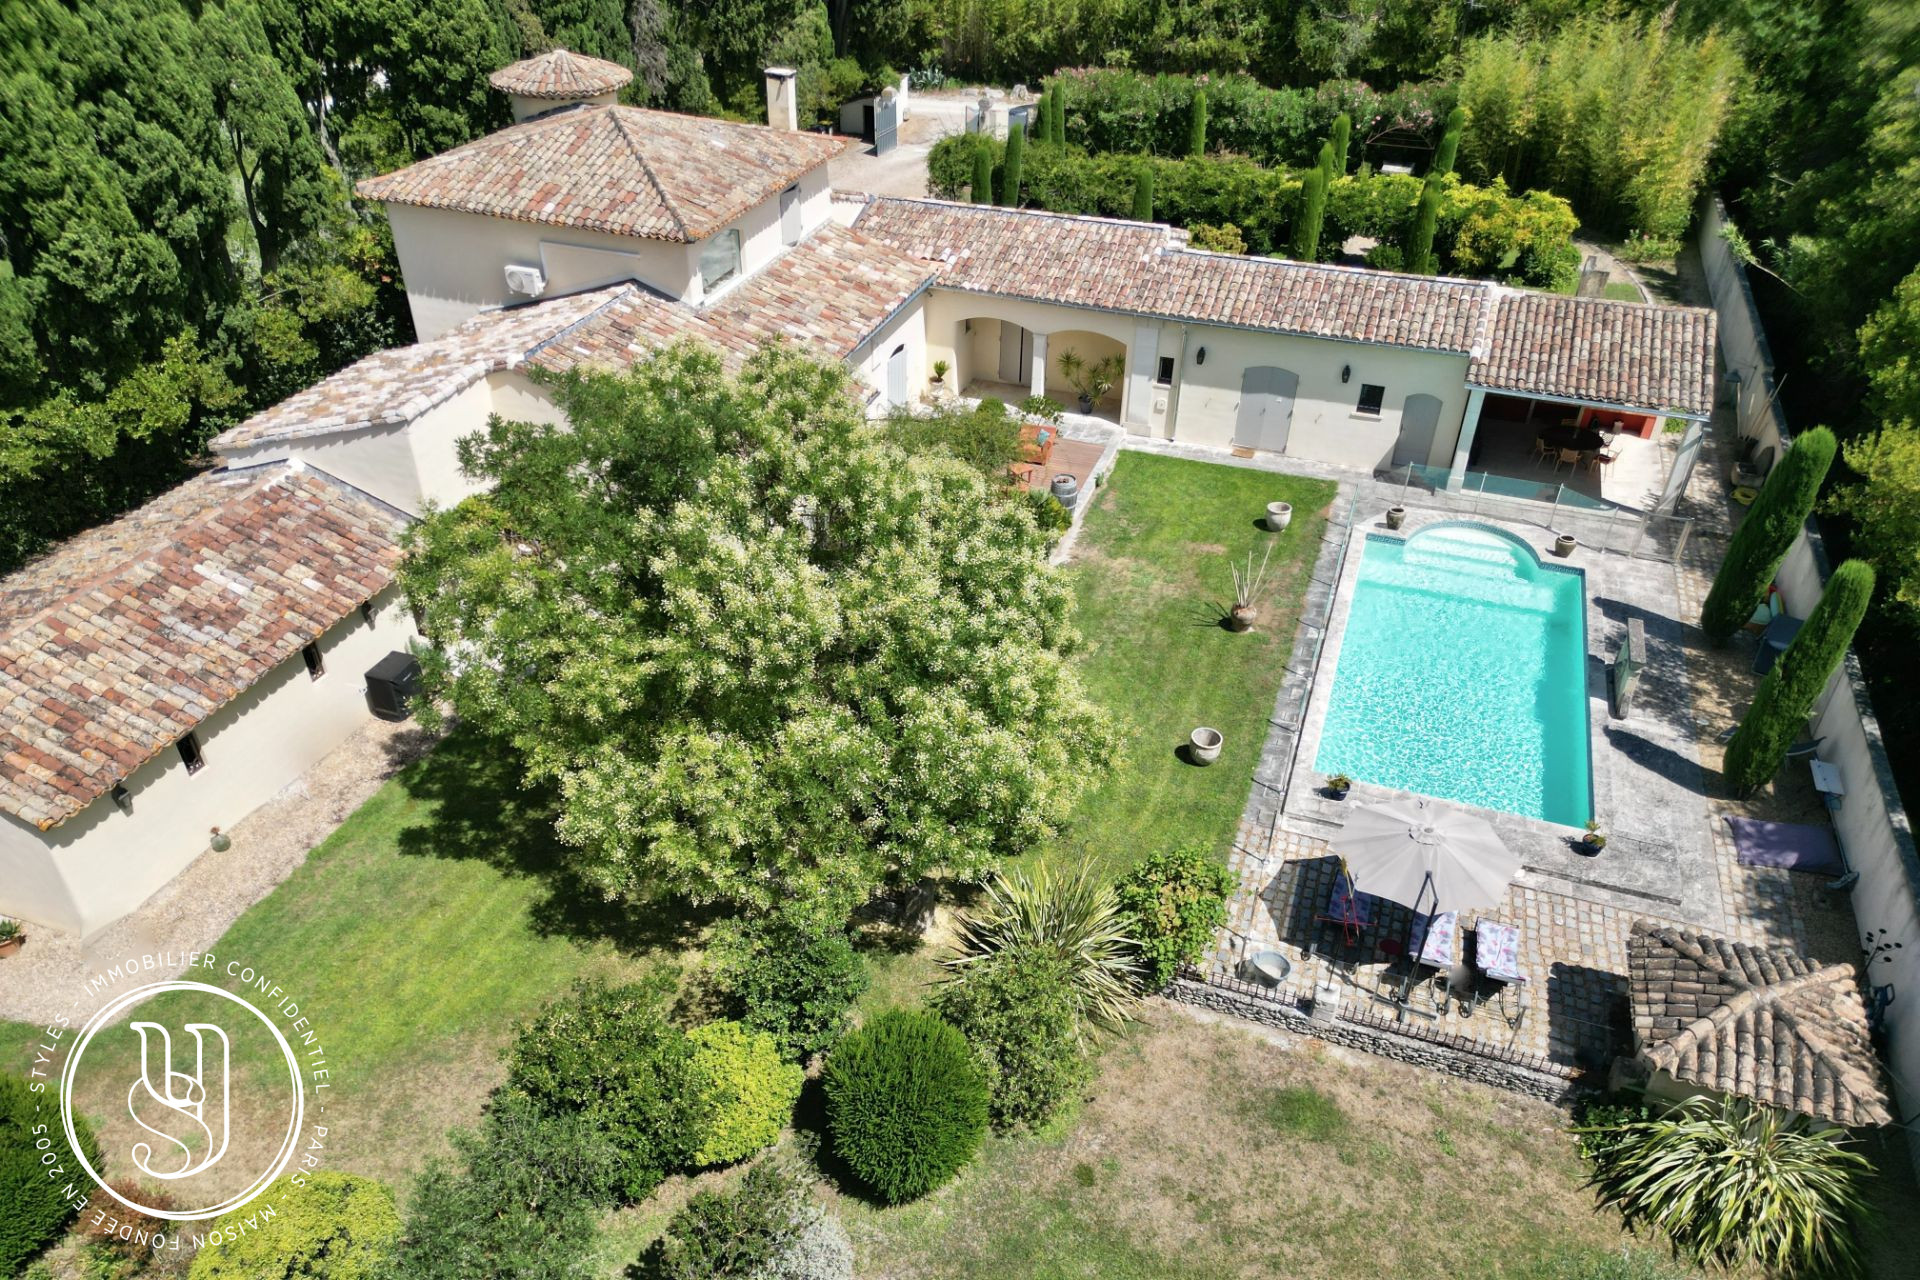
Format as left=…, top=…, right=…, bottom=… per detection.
left=1314, top=524, right=1592, bottom=825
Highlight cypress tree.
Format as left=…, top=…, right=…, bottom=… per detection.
left=1701, top=427, right=1838, bottom=642
left=1404, top=174, right=1442, bottom=274
left=1051, top=83, right=1066, bottom=144
left=1001, top=122, right=1025, bottom=206
left=1131, top=165, right=1154, bottom=221
left=1433, top=106, right=1466, bottom=176
left=1329, top=112, right=1351, bottom=178
left=1033, top=91, right=1051, bottom=147
left=971, top=142, right=994, bottom=205
left=1188, top=88, right=1208, bottom=157
left=1291, top=165, right=1328, bottom=261
left=1723, top=559, right=1876, bottom=795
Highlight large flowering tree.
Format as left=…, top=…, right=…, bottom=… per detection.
left=401, top=344, right=1114, bottom=928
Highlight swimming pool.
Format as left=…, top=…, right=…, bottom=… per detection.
left=1313, top=524, right=1592, bottom=825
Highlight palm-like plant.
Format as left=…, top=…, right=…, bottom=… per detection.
left=945, top=862, right=1141, bottom=1028
left=1577, top=1095, right=1873, bottom=1277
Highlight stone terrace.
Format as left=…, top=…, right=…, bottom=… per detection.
left=1195, top=399, right=1865, bottom=1079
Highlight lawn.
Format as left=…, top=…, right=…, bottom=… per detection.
left=7, top=733, right=673, bottom=1194
left=1047, top=451, right=1336, bottom=879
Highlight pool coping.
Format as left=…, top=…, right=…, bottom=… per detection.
left=1274, top=503, right=1720, bottom=924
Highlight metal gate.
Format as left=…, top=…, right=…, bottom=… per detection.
left=873, top=90, right=899, bottom=155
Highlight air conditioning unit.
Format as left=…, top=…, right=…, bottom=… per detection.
left=503, top=264, right=547, bottom=297
left=364, top=651, right=422, bottom=722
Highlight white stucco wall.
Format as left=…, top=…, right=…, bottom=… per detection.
left=0, top=588, right=422, bottom=938
left=847, top=299, right=928, bottom=412
left=220, top=427, right=423, bottom=516
left=922, top=287, right=1468, bottom=469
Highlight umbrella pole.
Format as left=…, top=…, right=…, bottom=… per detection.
left=1373, top=871, right=1440, bottom=1022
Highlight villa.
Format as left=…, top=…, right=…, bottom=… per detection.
left=0, top=48, right=1719, bottom=939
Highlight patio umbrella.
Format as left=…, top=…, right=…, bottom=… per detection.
left=1330, top=797, right=1519, bottom=915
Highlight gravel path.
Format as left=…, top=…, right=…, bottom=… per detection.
left=0, top=717, right=441, bottom=1025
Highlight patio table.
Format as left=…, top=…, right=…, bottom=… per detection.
left=1542, top=424, right=1606, bottom=454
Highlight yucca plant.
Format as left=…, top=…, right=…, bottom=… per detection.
left=1577, top=1095, right=1873, bottom=1277
left=945, top=862, right=1141, bottom=1028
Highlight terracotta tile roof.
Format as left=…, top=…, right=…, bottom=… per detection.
left=531, top=224, right=933, bottom=374
left=0, top=466, right=408, bottom=830
left=212, top=285, right=631, bottom=450
left=1627, top=922, right=1891, bottom=1127
left=489, top=48, right=632, bottom=100
left=356, top=105, right=847, bottom=242
left=1474, top=292, right=1717, bottom=418
left=854, top=198, right=1716, bottom=410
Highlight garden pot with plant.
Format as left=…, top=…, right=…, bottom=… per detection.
left=1189, top=727, right=1223, bottom=765
left=1226, top=542, right=1274, bottom=632
left=1266, top=501, right=1292, bottom=531
left=0, top=919, right=23, bottom=958
left=1581, top=821, right=1607, bottom=853
left=1057, top=348, right=1123, bottom=415
left=1555, top=534, right=1577, bottom=558
left=209, top=825, right=232, bottom=853
left=1386, top=505, right=1406, bottom=530
left=1325, top=773, right=1353, bottom=800
left=930, top=358, right=949, bottom=387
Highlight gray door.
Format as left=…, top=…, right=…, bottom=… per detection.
left=886, top=344, right=908, bottom=406
left=1233, top=366, right=1299, bottom=453
left=873, top=92, right=899, bottom=155
left=997, top=322, right=1030, bottom=384
left=1393, top=393, right=1443, bottom=468
left=779, top=184, right=801, bottom=245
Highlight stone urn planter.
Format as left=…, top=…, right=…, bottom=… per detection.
left=209, top=826, right=232, bottom=853
left=1189, top=726, right=1223, bottom=765
left=1050, top=473, right=1080, bottom=508
left=1227, top=603, right=1256, bottom=631
left=1385, top=505, right=1406, bottom=530
left=1266, top=501, right=1293, bottom=532
left=1554, top=533, right=1577, bottom=558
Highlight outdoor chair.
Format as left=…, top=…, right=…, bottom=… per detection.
left=1586, top=450, right=1618, bottom=473
left=1552, top=447, right=1582, bottom=473
left=1470, top=920, right=1529, bottom=1031
left=1315, top=866, right=1375, bottom=949
left=1530, top=435, right=1552, bottom=465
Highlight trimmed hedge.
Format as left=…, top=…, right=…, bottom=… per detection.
left=823, top=1010, right=989, bottom=1203
left=1116, top=843, right=1235, bottom=990
left=1701, top=427, right=1838, bottom=643
left=189, top=1173, right=400, bottom=1280
left=1, top=1071, right=98, bottom=1275
left=933, top=137, right=1577, bottom=286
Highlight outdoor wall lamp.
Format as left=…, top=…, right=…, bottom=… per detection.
left=1195, top=346, right=1207, bottom=365
left=1341, top=364, right=1352, bottom=383
left=111, top=784, right=132, bottom=815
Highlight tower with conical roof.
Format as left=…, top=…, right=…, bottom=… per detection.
left=488, top=48, right=633, bottom=122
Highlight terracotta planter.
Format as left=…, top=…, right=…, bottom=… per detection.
left=0, top=934, right=24, bottom=959
left=1266, top=501, right=1293, bottom=531
left=1385, top=505, right=1406, bottom=530
left=1227, top=603, right=1256, bottom=632
left=1189, top=727, right=1223, bottom=765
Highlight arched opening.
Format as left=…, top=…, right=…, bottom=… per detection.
left=1045, top=329, right=1127, bottom=421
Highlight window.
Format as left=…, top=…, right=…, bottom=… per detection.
left=302, top=642, right=326, bottom=680
left=699, top=229, right=742, bottom=292
left=177, top=732, right=204, bottom=775
left=1356, top=383, right=1386, bottom=416
left=1155, top=356, right=1176, bottom=385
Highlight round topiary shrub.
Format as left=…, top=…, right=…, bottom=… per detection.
left=1, top=1070, right=99, bottom=1275
left=687, top=1020, right=804, bottom=1166
left=188, top=1172, right=399, bottom=1279
left=823, top=1009, right=988, bottom=1203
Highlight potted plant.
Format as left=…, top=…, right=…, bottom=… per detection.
left=1226, top=543, right=1275, bottom=632
left=1056, top=348, right=1123, bottom=414
left=1385, top=505, right=1406, bottom=530
left=930, top=358, right=950, bottom=387
left=1266, top=501, right=1292, bottom=531
left=1325, top=773, right=1353, bottom=800
left=1581, top=820, right=1607, bottom=852
left=1189, top=726, right=1223, bottom=765
left=209, top=825, right=232, bottom=853
left=1554, top=533, right=1577, bottom=557
left=0, top=919, right=23, bottom=958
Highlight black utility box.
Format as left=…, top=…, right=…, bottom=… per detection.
left=365, top=651, right=422, bottom=721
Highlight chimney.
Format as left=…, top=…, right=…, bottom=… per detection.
left=765, top=67, right=798, bottom=131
